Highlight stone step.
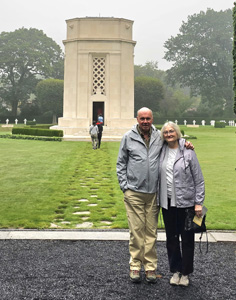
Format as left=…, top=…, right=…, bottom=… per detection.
left=51, top=125, right=131, bottom=140
left=63, top=135, right=123, bottom=142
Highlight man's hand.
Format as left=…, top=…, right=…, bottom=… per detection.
left=184, top=140, right=194, bottom=150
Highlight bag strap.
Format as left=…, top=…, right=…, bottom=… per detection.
left=199, top=231, right=208, bottom=254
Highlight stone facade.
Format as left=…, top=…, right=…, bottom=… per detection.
left=57, top=17, right=137, bottom=137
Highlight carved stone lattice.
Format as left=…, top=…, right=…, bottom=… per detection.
left=92, top=57, right=105, bottom=95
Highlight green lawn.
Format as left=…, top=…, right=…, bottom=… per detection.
left=179, top=125, right=236, bottom=230
left=0, top=125, right=235, bottom=230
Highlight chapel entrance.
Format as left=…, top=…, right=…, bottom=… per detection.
left=93, top=102, right=104, bottom=124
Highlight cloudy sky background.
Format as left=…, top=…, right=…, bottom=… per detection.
left=1, top=0, right=234, bottom=70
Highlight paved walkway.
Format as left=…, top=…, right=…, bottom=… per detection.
left=0, top=229, right=235, bottom=242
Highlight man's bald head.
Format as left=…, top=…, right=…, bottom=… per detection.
left=137, top=107, right=153, bottom=118
left=137, top=107, right=153, bottom=133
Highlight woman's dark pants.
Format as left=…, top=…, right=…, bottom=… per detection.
left=162, top=202, right=195, bottom=275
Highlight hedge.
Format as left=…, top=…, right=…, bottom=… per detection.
left=214, top=122, right=226, bottom=128
left=12, top=127, right=63, bottom=137
left=26, top=121, right=36, bottom=125
left=0, top=134, right=62, bottom=142
left=30, top=124, right=52, bottom=129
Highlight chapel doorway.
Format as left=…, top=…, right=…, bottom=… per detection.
left=93, top=102, right=104, bottom=124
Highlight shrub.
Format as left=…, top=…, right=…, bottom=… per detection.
left=30, top=124, right=52, bottom=129
left=215, top=122, right=226, bottom=128
left=185, top=136, right=197, bottom=139
left=12, top=127, right=63, bottom=137
left=26, top=121, right=37, bottom=125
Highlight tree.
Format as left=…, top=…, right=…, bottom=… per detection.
left=159, top=86, right=196, bottom=120
left=134, top=61, right=166, bottom=81
left=164, top=9, right=233, bottom=117
left=134, top=76, right=164, bottom=114
left=0, top=28, right=64, bottom=117
left=36, top=79, right=63, bottom=124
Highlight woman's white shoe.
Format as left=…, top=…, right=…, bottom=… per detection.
left=179, top=275, right=189, bottom=286
left=170, top=272, right=180, bottom=285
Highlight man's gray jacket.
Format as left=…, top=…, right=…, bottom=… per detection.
left=116, top=124, right=163, bottom=194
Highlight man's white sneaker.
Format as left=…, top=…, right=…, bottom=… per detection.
left=179, top=275, right=189, bottom=286
left=170, top=272, right=180, bottom=285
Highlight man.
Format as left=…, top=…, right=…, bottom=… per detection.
left=96, top=121, right=103, bottom=149
left=98, top=113, right=104, bottom=124
left=116, top=107, right=162, bottom=284
left=89, top=121, right=99, bottom=150
left=116, top=107, right=192, bottom=284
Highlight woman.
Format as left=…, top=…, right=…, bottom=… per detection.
left=158, top=121, right=205, bottom=286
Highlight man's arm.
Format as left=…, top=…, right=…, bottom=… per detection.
left=116, top=135, right=129, bottom=192
left=184, top=140, right=194, bottom=150
left=189, top=151, right=205, bottom=217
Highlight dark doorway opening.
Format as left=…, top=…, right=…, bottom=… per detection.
left=93, top=102, right=104, bottom=124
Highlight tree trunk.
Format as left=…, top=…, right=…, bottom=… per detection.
left=11, top=98, right=19, bottom=117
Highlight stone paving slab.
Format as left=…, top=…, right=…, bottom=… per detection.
left=0, top=230, right=129, bottom=241
left=0, top=230, right=235, bottom=242
left=209, top=231, right=236, bottom=242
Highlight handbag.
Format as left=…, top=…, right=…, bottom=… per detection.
left=184, top=208, right=206, bottom=233
left=184, top=208, right=208, bottom=253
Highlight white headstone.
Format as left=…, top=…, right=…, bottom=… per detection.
left=193, top=120, right=196, bottom=125
left=6, top=119, right=9, bottom=125
left=15, top=119, right=18, bottom=124
left=184, top=120, right=187, bottom=125
left=24, top=119, right=27, bottom=125
left=210, top=120, right=215, bottom=126
left=201, top=120, right=205, bottom=126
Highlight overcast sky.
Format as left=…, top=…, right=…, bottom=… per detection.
left=1, top=0, right=234, bottom=70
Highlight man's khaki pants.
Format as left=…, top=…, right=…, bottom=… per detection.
left=124, top=189, right=159, bottom=271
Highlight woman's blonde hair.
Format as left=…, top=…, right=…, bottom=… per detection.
left=160, top=121, right=182, bottom=140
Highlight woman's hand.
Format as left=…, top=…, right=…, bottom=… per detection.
left=195, top=204, right=202, bottom=218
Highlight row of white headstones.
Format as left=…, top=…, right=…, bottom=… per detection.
left=3, top=119, right=236, bottom=126
left=5, top=119, right=36, bottom=125
left=175, top=120, right=235, bottom=126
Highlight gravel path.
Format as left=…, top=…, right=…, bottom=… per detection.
left=0, top=240, right=235, bottom=300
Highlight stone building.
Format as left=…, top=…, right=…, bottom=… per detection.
left=55, top=17, right=136, bottom=138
